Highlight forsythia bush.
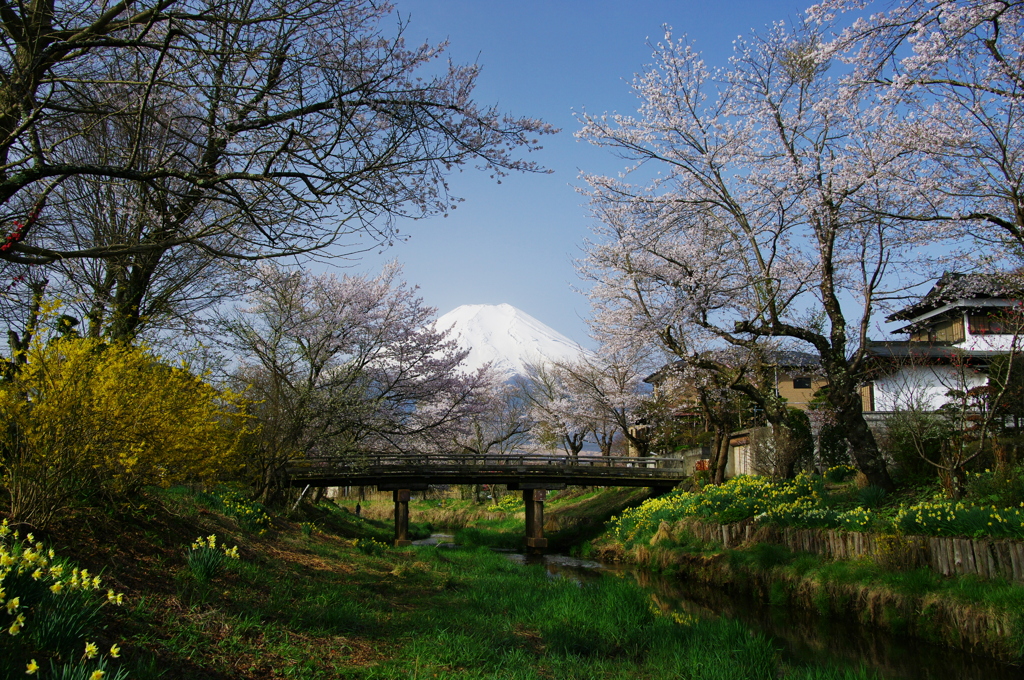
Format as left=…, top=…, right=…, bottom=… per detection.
left=488, top=494, right=525, bottom=513
left=0, top=337, right=250, bottom=527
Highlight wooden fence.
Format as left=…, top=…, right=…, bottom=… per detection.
left=674, top=518, right=1024, bottom=583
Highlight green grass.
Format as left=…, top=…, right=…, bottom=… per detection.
left=331, top=547, right=865, bottom=680
left=14, top=485, right=886, bottom=679
left=295, top=497, right=432, bottom=543
left=426, top=486, right=653, bottom=552
left=454, top=525, right=523, bottom=549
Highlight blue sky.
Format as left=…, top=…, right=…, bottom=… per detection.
left=354, top=1, right=812, bottom=347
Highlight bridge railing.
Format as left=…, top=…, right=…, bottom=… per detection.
left=286, top=452, right=688, bottom=475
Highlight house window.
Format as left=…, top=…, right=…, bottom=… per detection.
left=969, top=314, right=1008, bottom=335
left=793, top=377, right=812, bottom=389
left=911, top=316, right=965, bottom=343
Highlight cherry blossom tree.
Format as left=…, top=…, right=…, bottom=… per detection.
left=518, top=360, right=590, bottom=458
left=24, top=106, right=247, bottom=342
left=652, top=361, right=755, bottom=484
left=222, top=262, right=488, bottom=501
left=549, top=349, right=652, bottom=457
left=577, top=22, right=950, bottom=490
left=452, top=376, right=532, bottom=456
left=809, top=0, right=1024, bottom=259
left=0, top=0, right=552, bottom=262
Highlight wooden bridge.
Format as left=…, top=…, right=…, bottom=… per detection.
left=286, top=452, right=687, bottom=550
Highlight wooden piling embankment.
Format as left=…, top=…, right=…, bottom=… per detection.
left=599, top=519, right=1024, bottom=662
left=673, top=518, right=1024, bottom=583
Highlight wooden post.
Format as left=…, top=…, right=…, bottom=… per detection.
left=393, top=489, right=412, bottom=546
left=524, top=489, right=548, bottom=551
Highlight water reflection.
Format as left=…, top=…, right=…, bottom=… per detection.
left=507, top=552, right=604, bottom=574
left=410, top=533, right=456, bottom=548
left=618, top=569, right=1023, bottom=680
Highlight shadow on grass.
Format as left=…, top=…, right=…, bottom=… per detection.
left=293, top=499, right=432, bottom=542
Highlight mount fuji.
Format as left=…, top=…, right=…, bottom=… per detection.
left=436, top=303, right=590, bottom=379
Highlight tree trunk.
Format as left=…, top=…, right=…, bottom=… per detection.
left=107, top=247, right=166, bottom=341
left=772, top=422, right=798, bottom=479
left=710, top=426, right=729, bottom=485
left=837, top=402, right=894, bottom=491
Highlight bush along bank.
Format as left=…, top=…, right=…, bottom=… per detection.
left=589, top=472, right=1024, bottom=663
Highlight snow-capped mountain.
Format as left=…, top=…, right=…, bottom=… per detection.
left=436, top=303, right=590, bottom=379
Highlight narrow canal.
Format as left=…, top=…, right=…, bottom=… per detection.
left=516, top=552, right=1024, bottom=680
left=415, top=535, right=1024, bottom=679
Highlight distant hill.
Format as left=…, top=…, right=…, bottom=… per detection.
left=436, top=303, right=590, bottom=379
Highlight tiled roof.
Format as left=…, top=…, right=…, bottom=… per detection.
left=865, top=340, right=1004, bottom=361
left=887, top=272, right=1021, bottom=322
left=643, top=349, right=821, bottom=384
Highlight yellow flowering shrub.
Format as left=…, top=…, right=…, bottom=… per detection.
left=487, top=494, right=525, bottom=513
left=0, top=337, right=251, bottom=526
left=0, top=519, right=126, bottom=678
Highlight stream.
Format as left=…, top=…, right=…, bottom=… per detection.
left=414, top=534, right=1024, bottom=679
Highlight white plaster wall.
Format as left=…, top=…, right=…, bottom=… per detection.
left=726, top=444, right=753, bottom=477
left=960, top=329, right=1016, bottom=352
left=873, top=365, right=988, bottom=412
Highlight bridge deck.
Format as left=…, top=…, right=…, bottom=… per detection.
left=286, top=452, right=687, bottom=489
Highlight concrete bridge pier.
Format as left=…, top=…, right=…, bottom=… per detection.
left=393, top=489, right=412, bottom=546
left=523, top=489, right=547, bottom=551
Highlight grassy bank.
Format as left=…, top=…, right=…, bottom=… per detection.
left=393, top=486, right=656, bottom=550
left=594, top=534, right=1024, bottom=662
left=391, top=481, right=1024, bottom=665
left=587, top=476, right=1024, bottom=664
left=336, top=486, right=654, bottom=550
left=3, top=486, right=882, bottom=679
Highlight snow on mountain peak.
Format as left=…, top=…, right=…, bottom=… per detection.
left=436, top=304, right=589, bottom=379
